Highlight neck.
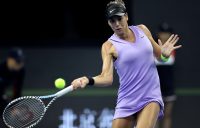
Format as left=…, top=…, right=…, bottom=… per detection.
left=116, top=27, right=133, bottom=41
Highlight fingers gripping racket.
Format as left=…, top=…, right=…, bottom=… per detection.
left=2, top=85, right=74, bottom=128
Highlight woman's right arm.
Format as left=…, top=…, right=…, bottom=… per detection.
left=71, top=41, right=114, bottom=89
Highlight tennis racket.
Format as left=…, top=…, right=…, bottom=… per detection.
left=2, top=85, right=74, bottom=128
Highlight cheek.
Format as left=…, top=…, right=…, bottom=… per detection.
left=122, top=19, right=128, bottom=26
left=108, top=23, right=115, bottom=30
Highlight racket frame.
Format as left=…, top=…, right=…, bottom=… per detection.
left=2, top=85, right=74, bottom=128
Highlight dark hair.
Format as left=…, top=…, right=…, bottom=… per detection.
left=7, top=47, right=25, bottom=63
left=158, top=22, right=173, bottom=33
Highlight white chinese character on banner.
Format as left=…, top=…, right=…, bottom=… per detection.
left=79, top=108, right=97, bottom=128
left=97, top=108, right=114, bottom=128
left=59, top=109, right=78, bottom=128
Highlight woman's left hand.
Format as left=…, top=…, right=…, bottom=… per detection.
left=158, top=34, right=182, bottom=57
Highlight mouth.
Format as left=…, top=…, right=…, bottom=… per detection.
left=115, top=28, right=122, bottom=32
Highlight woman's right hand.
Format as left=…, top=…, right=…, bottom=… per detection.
left=71, top=76, right=89, bottom=90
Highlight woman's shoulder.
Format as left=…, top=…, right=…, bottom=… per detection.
left=101, top=41, right=116, bottom=56
left=134, top=24, right=152, bottom=37
left=129, top=24, right=150, bottom=33
left=129, top=24, right=146, bottom=27
left=132, top=24, right=148, bottom=30
left=102, top=40, right=113, bottom=48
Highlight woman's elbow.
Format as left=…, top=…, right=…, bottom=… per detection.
left=106, top=76, right=113, bottom=86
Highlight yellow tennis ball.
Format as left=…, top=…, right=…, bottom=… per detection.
left=55, top=78, right=65, bottom=89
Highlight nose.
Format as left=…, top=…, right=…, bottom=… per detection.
left=114, top=20, right=120, bottom=27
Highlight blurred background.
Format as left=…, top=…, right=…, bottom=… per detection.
left=0, top=0, right=200, bottom=127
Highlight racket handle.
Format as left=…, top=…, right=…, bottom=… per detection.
left=56, top=85, right=73, bottom=97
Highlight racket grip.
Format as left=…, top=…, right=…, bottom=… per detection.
left=56, top=85, right=73, bottom=97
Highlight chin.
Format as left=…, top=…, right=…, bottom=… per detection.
left=116, top=31, right=124, bottom=36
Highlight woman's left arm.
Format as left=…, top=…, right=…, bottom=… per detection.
left=138, top=24, right=182, bottom=60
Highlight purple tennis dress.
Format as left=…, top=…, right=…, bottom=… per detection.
left=108, top=25, right=164, bottom=119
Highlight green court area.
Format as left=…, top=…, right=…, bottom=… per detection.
left=6, top=87, right=200, bottom=96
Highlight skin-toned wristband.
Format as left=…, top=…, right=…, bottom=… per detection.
left=161, top=54, right=169, bottom=62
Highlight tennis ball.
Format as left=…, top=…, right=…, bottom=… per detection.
left=55, top=78, right=66, bottom=89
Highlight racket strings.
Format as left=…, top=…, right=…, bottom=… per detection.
left=3, top=98, right=45, bottom=128
left=4, top=97, right=40, bottom=114
left=4, top=99, right=43, bottom=128
left=7, top=100, right=43, bottom=128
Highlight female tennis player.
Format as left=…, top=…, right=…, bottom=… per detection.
left=71, top=0, right=182, bottom=128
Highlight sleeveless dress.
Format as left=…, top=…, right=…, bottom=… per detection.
left=108, top=25, right=164, bottom=119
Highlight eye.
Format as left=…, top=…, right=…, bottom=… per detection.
left=110, top=19, right=115, bottom=23
left=116, top=16, right=122, bottom=21
left=109, top=19, right=115, bottom=23
left=109, top=16, right=123, bottom=23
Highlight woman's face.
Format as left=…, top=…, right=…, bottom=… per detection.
left=108, top=14, right=128, bottom=36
